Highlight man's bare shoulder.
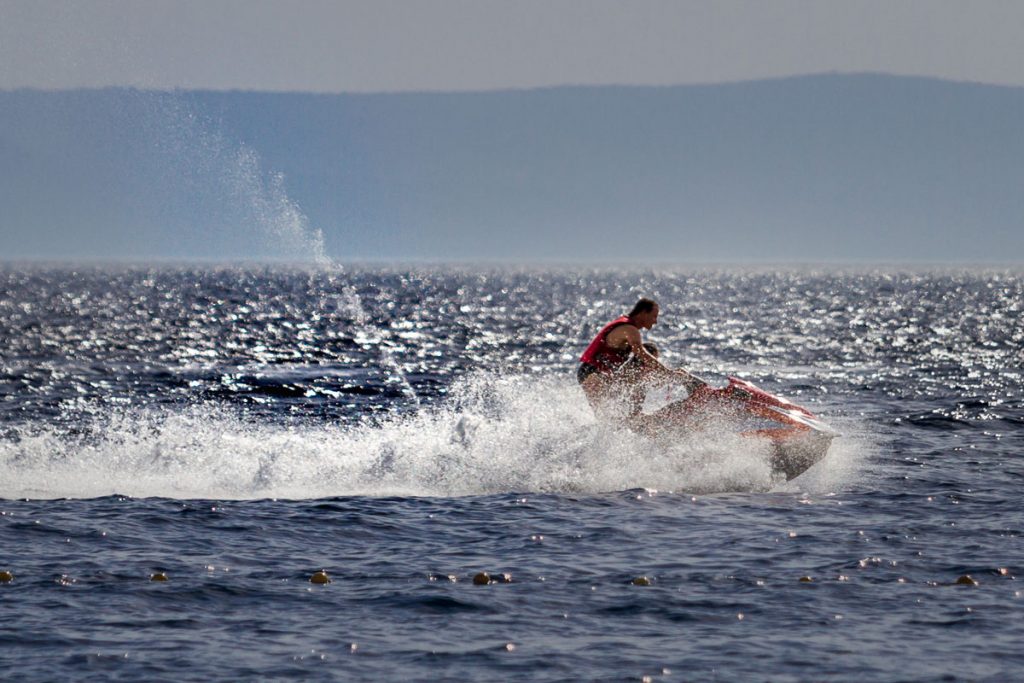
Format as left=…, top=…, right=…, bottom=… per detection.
left=605, top=322, right=640, bottom=346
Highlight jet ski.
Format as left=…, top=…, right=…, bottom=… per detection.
left=654, top=377, right=837, bottom=481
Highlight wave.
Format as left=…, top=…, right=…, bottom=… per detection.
left=0, top=373, right=863, bottom=500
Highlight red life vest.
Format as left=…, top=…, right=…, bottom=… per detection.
left=579, top=315, right=635, bottom=374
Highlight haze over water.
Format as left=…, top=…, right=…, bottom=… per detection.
left=2, top=262, right=1022, bottom=681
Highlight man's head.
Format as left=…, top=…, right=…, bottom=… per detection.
left=629, top=298, right=659, bottom=329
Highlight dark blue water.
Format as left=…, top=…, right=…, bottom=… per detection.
left=2, top=265, right=1022, bottom=681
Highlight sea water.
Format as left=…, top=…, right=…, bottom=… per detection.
left=1, top=265, right=1022, bottom=681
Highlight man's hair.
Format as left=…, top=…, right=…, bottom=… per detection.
left=629, top=298, right=658, bottom=317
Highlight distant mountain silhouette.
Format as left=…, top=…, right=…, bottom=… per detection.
left=2, top=75, right=1022, bottom=262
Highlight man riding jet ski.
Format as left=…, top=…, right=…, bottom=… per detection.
left=578, top=298, right=836, bottom=480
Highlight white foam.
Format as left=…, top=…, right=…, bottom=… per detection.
left=0, top=374, right=863, bottom=500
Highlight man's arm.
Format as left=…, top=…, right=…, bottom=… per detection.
left=668, top=366, right=705, bottom=393
left=622, top=327, right=705, bottom=391
left=621, top=326, right=658, bottom=364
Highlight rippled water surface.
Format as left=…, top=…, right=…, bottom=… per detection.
left=1, top=265, right=1022, bottom=681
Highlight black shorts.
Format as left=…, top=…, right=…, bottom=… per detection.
left=577, top=363, right=600, bottom=384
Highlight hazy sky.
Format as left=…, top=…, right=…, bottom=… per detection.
left=3, top=0, right=1024, bottom=92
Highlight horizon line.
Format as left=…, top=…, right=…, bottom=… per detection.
left=4, top=258, right=1023, bottom=271
left=4, top=70, right=1023, bottom=97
